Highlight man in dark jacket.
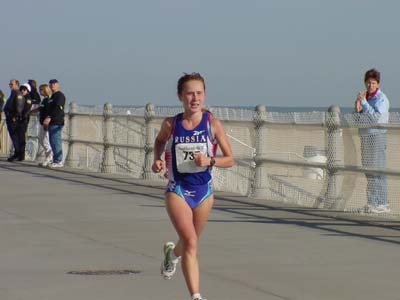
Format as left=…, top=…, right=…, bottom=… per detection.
left=4, top=79, right=20, bottom=102
left=3, top=79, right=20, bottom=117
left=44, top=79, right=66, bottom=167
left=4, top=83, right=32, bottom=161
left=4, top=79, right=20, bottom=158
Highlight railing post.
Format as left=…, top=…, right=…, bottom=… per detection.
left=66, top=102, right=79, bottom=168
left=324, top=105, right=344, bottom=209
left=143, top=103, right=157, bottom=180
left=101, top=103, right=115, bottom=173
left=253, top=105, right=269, bottom=199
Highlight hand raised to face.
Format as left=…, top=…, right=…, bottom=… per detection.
left=356, top=91, right=366, bottom=101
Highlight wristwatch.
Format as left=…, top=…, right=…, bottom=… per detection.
left=209, top=157, right=216, bottom=167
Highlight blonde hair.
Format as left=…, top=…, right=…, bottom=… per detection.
left=39, top=84, right=52, bottom=98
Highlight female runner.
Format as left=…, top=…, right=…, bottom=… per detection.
left=152, top=73, right=234, bottom=300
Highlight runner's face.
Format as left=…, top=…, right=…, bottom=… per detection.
left=365, top=78, right=379, bottom=94
left=179, top=80, right=205, bottom=113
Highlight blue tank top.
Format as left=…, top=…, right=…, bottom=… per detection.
left=165, top=112, right=217, bottom=185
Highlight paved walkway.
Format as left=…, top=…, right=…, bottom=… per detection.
left=1, top=160, right=400, bottom=300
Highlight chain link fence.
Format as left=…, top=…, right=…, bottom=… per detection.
left=2, top=105, right=399, bottom=217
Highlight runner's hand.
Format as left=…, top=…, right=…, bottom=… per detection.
left=194, top=152, right=210, bottom=167
left=152, top=159, right=164, bottom=173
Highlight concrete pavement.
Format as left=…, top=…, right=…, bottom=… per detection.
left=1, top=160, right=400, bottom=300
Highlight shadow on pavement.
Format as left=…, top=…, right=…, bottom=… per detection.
left=2, top=160, right=400, bottom=246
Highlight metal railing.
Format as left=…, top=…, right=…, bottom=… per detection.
left=1, top=104, right=400, bottom=216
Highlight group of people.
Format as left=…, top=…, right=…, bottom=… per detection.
left=0, top=70, right=390, bottom=300
left=0, top=79, right=66, bottom=167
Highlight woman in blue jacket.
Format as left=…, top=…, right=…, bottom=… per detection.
left=355, top=69, right=390, bottom=213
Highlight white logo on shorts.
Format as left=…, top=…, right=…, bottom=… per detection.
left=184, top=190, right=196, bottom=197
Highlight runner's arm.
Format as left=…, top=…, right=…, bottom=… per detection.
left=210, top=117, right=234, bottom=168
left=152, top=117, right=173, bottom=172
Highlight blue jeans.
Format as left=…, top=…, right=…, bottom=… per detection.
left=360, top=133, right=387, bottom=206
left=48, top=125, right=63, bottom=163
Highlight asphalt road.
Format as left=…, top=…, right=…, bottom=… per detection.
left=1, top=160, right=399, bottom=300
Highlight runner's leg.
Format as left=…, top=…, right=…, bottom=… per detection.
left=165, top=193, right=214, bottom=296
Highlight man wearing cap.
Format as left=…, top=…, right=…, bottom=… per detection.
left=4, top=83, right=32, bottom=161
left=44, top=79, right=66, bottom=167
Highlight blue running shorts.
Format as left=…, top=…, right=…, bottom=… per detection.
left=165, top=180, right=213, bottom=209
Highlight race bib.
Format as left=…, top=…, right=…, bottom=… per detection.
left=175, top=143, right=208, bottom=173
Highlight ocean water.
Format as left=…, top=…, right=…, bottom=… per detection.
left=268, top=106, right=341, bottom=113
left=243, top=106, right=400, bottom=113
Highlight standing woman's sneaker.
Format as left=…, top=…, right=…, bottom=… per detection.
left=161, top=242, right=180, bottom=279
left=370, top=204, right=391, bottom=214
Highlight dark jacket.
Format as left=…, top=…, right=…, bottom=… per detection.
left=3, top=91, right=32, bottom=122
left=30, top=89, right=41, bottom=105
left=39, top=97, right=50, bottom=125
left=48, top=90, right=66, bottom=125
left=3, top=90, right=17, bottom=115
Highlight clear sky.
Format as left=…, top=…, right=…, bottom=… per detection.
left=1, top=0, right=399, bottom=108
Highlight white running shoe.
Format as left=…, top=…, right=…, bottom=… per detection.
left=48, top=162, right=64, bottom=168
left=369, top=204, right=391, bottom=214
left=192, top=296, right=207, bottom=300
left=39, top=156, right=52, bottom=167
left=161, top=242, right=180, bottom=279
